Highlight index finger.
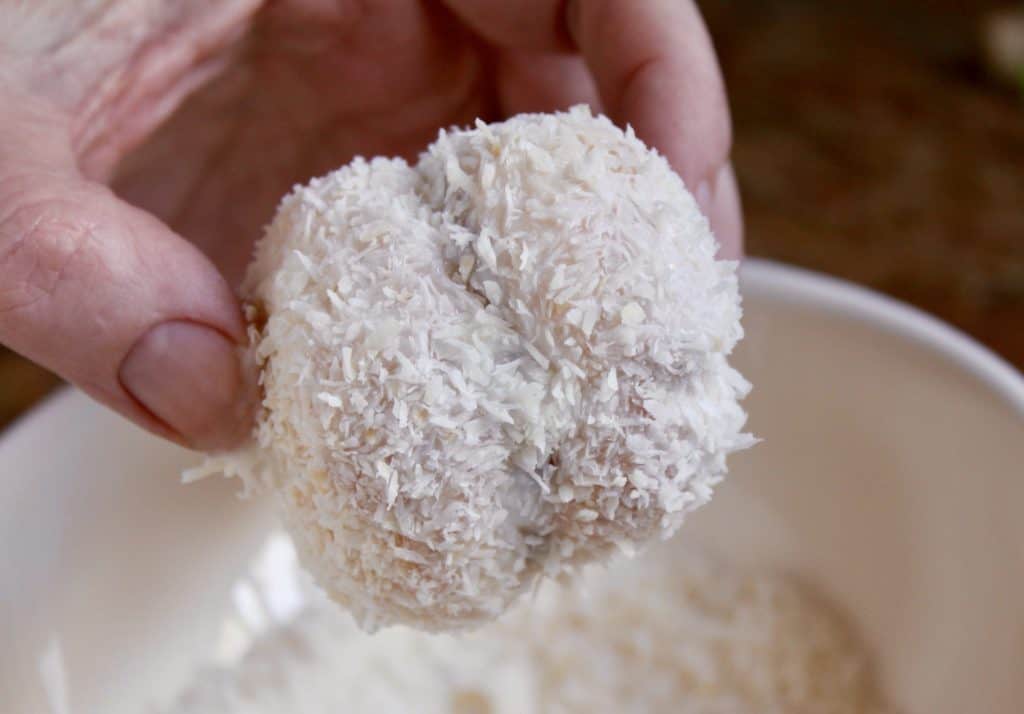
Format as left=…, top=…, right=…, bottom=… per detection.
left=445, top=0, right=731, bottom=192
left=571, top=0, right=732, bottom=192
left=444, top=0, right=741, bottom=256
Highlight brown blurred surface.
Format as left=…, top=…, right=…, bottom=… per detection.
left=708, top=0, right=1019, bottom=366
left=1, top=0, right=1021, bottom=431
left=705, top=0, right=1024, bottom=369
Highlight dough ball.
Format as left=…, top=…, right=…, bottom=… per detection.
left=196, top=106, right=753, bottom=631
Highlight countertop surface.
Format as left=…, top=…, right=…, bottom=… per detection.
left=2, top=0, right=1021, bottom=430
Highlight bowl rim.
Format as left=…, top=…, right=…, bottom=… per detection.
left=2, top=259, right=1022, bottom=448
left=741, top=258, right=1024, bottom=418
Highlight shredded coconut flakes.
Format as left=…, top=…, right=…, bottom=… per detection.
left=162, top=541, right=889, bottom=714
left=193, top=106, right=754, bottom=631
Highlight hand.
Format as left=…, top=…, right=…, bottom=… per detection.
left=0, top=0, right=740, bottom=451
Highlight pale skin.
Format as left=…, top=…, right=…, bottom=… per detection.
left=0, top=0, right=741, bottom=451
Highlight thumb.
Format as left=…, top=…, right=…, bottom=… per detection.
left=0, top=119, right=255, bottom=451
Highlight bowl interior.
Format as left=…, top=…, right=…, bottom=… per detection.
left=2, top=261, right=1022, bottom=713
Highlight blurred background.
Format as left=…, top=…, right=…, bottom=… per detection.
left=1, top=0, right=1022, bottom=430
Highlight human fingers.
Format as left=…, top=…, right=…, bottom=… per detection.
left=0, top=104, right=255, bottom=451
left=444, top=0, right=742, bottom=256
left=495, top=51, right=601, bottom=116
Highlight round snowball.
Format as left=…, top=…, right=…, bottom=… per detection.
left=217, top=107, right=752, bottom=631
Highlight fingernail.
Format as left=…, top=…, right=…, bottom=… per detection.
left=119, top=320, right=254, bottom=451
left=694, top=176, right=714, bottom=217
left=694, top=164, right=743, bottom=260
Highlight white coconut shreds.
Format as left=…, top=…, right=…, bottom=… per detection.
left=188, top=105, right=755, bottom=631
left=161, top=542, right=890, bottom=714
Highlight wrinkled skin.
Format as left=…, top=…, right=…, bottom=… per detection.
left=0, top=0, right=739, bottom=450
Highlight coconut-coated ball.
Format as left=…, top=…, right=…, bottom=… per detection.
left=193, top=106, right=753, bottom=631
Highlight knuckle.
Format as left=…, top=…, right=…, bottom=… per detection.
left=0, top=174, right=97, bottom=320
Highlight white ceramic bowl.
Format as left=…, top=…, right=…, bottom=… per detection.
left=3, top=259, right=1023, bottom=714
